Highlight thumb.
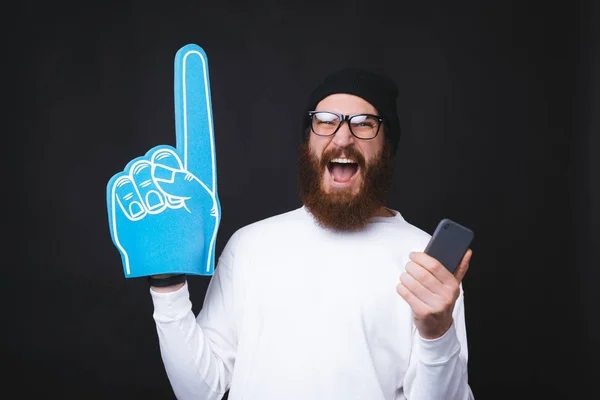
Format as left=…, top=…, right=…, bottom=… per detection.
left=149, top=146, right=209, bottom=199
left=153, top=166, right=207, bottom=199
left=454, top=248, right=473, bottom=282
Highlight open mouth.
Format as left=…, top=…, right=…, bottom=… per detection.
left=327, top=158, right=359, bottom=183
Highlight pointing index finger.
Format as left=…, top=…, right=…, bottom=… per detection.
left=173, top=43, right=217, bottom=193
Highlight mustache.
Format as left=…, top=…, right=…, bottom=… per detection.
left=318, top=146, right=367, bottom=170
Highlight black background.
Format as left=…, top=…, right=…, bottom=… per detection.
left=11, top=1, right=599, bottom=399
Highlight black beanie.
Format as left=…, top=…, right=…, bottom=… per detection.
left=302, top=67, right=401, bottom=156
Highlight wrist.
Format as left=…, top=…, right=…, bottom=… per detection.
left=148, top=274, right=187, bottom=292
left=419, top=320, right=453, bottom=340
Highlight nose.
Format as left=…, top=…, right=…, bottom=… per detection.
left=331, top=121, right=355, bottom=148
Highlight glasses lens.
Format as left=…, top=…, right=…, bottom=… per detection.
left=312, top=112, right=340, bottom=136
left=349, top=115, right=380, bottom=139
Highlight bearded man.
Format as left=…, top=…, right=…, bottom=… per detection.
left=149, top=68, right=474, bottom=400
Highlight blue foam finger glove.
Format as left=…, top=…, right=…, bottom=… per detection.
left=106, top=44, right=221, bottom=278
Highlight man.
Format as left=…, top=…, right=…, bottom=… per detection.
left=149, top=68, right=474, bottom=399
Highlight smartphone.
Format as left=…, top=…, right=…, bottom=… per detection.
left=424, top=218, right=474, bottom=274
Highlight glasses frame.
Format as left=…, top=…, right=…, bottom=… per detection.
left=308, top=111, right=384, bottom=140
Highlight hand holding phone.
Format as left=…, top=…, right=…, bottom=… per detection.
left=424, top=218, right=474, bottom=274
left=397, top=218, right=474, bottom=339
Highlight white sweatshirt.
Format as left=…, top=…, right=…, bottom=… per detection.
left=150, top=206, right=473, bottom=400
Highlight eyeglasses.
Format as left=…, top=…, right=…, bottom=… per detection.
left=308, top=111, right=384, bottom=140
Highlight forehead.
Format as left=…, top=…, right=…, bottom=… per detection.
left=315, top=93, right=378, bottom=115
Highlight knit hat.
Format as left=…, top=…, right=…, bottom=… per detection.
left=302, top=67, right=401, bottom=156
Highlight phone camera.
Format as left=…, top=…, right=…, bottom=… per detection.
left=444, top=224, right=449, bottom=230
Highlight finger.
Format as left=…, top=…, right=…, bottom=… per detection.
left=149, top=146, right=185, bottom=208
left=400, top=271, right=436, bottom=306
left=173, top=44, right=217, bottom=193
left=454, top=248, right=473, bottom=282
left=107, top=173, right=142, bottom=276
left=396, top=282, right=429, bottom=316
left=151, top=146, right=184, bottom=174
left=110, top=175, right=146, bottom=221
left=129, top=159, right=167, bottom=214
left=405, top=261, right=444, bottom=295
left=409, top=251, right=453, bottom=284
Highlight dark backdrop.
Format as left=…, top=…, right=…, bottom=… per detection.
left=10, top=1, right=598, bottom=399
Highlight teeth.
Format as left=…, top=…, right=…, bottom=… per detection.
left=330, top=158, right=356, bottom=164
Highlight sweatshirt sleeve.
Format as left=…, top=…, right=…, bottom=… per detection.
left=150, top=232, right=240, bottom=400
left=402, top=285, right=475, bottom=400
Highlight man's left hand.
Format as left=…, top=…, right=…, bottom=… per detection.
left=396, top=249, right=472, bottom=339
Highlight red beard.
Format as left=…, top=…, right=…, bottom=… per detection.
left=297, top=140, right=393, bottom=231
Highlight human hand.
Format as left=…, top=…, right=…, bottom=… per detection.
left=106, top=44, right=221, bottom=278
left=396, top=249, right=472, bottom=339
